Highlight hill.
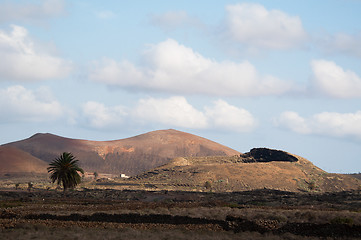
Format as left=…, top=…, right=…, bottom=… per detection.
left=132, top=148, right=361, bottom=192
left=0, top=146, right=48, bottom=174
left=2, top=129, right=240, bottom=176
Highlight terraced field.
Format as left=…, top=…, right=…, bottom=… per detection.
left=1, top=188, right=361, bottom=239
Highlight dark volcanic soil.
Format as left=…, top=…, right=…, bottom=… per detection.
left=1, top=189, right=361, bottom=239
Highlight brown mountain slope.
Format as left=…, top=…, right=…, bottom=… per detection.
left=133, top=148, right=361, bottom=192
left=3, top=129, right=240, bottom=176
left=0, top=146, right=48, bottom=173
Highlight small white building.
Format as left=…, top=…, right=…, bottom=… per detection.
left=120, top=173, right=129, bottom=178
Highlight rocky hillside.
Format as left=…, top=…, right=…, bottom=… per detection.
left=133, top=148, right=361, bottom=192
left=2, top=129, right=240, bottom=176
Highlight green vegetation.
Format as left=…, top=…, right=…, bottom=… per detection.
left=47, top=152, right=84, bottom=192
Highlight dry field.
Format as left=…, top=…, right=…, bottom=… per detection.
left=1, top=183, right=361, bottom=239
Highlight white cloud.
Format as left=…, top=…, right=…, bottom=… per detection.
left=80, top=97, right=256, bottom=132
left=149, top=11, right=202, bottom=31
left=223, top=3, right=307, bottom=50
left=89, top=58, right=143, bottom=86
left=0, top=85, right=64, bottom=122
left=0, top=25, right=72, bottom=82
left=0, top=0, right=66, bottom=24
left=317, top=32, right=361, bottom=58
left=276, top=111, right=311, bottom=134
left=205, top=100, right=256, bottom=132
left=133, top=96, right=208, bottom=129
left=276, top=111, right=361, bottom=139
left=82, top=101, right=127, bottom=129
left=311, top=60, right=361, bottom=98
left=90, top=39, right=293, bottom=96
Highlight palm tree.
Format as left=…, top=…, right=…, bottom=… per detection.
left=47, top=152, right=84, bottom=191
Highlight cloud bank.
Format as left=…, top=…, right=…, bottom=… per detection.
left=276, top=111, right=361, bottom=139
left=0, top=25, right=72, bottom=82
left=90, top=39, right=294, bottom=96
left=223, top=3, right=307, bottom=50
left=81, top=97, right=256, bottom=132
left=0, top=0, right=66, bottom=24
left=133, top=96, right=208, bottom=129
left=82, top=101, right=127, bottom=129
left=317, top=32, right=361, bottom=58
left=0, top=85, right=64, bottom=123
left=205, top=100, right=256, bottom=132
left=311, top=60, right=361, bottom=98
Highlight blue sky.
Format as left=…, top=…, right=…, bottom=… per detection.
left=0, top=0, right=361, bottom=173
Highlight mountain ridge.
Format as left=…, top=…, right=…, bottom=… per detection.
left=2, top=129, right=240, bottom=176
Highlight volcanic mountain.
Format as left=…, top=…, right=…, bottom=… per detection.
left=2, top=130, right=360, bottom=192
left=2, top=129, right=240, bottom=176
left=0, top=146, right=48, bottom=174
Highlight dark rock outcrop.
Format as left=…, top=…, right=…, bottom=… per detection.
left=241, top=148, right=298, bottom=163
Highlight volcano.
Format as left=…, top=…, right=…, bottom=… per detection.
left=2, top=129, right=240, bottom=176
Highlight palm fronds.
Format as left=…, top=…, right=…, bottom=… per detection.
left=47, top=152, right=84, bottom=191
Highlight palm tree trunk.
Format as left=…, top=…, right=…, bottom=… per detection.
left=62, top=179, right=67, bottom=192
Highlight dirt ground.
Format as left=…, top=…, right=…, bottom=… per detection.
left=1, top=188, right=361, bottom=239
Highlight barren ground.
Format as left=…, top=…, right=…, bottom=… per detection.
left=1, top=186, right=361, bottom=239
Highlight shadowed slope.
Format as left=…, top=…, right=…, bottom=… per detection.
left=3, top=129, right=240, bottom=176
left=0, top=146, right=48, bottom=173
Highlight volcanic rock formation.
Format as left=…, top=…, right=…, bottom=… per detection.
left=241, top=148, right=299, bottom=163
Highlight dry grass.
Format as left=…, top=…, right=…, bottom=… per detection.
left=133, top=154, right=361, bottom=193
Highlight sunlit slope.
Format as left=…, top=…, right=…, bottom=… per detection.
left=3, top=129, right=240, bottom=176
left=134, top=148, right=361, bottom=192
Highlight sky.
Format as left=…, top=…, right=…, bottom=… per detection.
left=0, top=0, right=360, bottom=173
